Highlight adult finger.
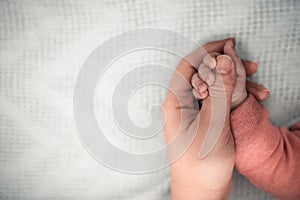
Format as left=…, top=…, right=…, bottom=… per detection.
left=203, top=37, right=236, bottom=54
left=246, top=80, right=270, bottom=101
left=242, top=60, right=258, bottom=77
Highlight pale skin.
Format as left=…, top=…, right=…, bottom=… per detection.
left=162, top=38, right=269, bottom=199
left=192, top=47, right=270, bottom=103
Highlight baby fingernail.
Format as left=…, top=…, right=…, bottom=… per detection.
left=216, top=55, right=233, bottom=73
left=204, top=55, right=216, bottom=69
left=209, top=58, right=216, bottom=68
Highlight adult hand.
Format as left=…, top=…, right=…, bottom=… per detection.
left=163, top=38, right=236, bottom=200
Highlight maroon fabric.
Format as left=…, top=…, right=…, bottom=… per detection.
left=231, top=95, right=300, bottom=200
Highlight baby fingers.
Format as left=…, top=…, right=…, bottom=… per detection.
left=203, top=52, right=220, bottom=69
left=192, top=88, right=209, bottom=100
left=191, top=73, right=209, bottom=100
left=198, top=63, right=216, bottom=86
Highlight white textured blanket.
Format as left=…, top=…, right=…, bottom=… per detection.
left=1, top=0, right=299, bottom=199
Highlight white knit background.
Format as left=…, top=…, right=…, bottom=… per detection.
left=1, top=0, right=300, bottom=199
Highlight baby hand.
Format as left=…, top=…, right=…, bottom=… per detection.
left=192, top=41, right=270, bottom=108
left=192, top=41, right=247, bottom=109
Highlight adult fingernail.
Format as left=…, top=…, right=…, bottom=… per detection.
left=258, top=84, right=267, bottom=90
left=259, top=90, right=270, bottom=100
